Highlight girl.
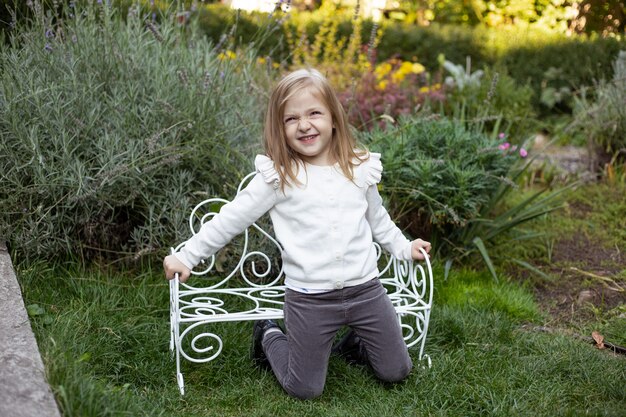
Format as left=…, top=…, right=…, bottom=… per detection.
left=163, top=68, right=431, bottom=399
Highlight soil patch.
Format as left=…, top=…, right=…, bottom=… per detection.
left=531, top=223, right=624, bottom=326
left=518, top=147, right=626, bottom=325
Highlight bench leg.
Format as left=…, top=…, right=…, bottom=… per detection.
left=176, top=360, right=185, bottom=395
left=416, top=309, right=432, bottom=369
left=170, top=272, right=186, bottom=395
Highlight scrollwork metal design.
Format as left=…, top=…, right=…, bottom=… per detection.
left=178, top=321, right=224, bottom=363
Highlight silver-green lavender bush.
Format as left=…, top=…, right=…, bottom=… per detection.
left=0, top=1, right=273, bottom=265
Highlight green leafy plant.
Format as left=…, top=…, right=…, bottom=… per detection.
left=539, top=66, right=575, bottom=111
left=362, top=116, right=568, bottom=280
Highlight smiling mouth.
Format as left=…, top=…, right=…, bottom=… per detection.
left=298, top=134, right=318, bottom=143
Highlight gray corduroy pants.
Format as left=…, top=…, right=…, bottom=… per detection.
left=262, top=278, right=412, bottom=399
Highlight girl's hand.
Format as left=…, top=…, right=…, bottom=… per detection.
left=163, top=254, right=191, bottom=283
left=410, top=239, right=432, bottom=261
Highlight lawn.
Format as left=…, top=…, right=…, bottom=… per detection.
left=19, top=182, right=626, bottom=417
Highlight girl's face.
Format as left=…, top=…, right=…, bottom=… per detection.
left=282, top=87, right=334, bottom=166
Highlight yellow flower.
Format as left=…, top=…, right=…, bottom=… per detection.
left=374, top=62, right=392, bottom=80
left=400, top=61, right=414, bottom=73
left=218, top=50, right=236, bottom=61
left=419, top=83, right=442, bottom=93
left=391, top=62, right=412, bottom=84
left=412, top=63, right=425, bottom=74
left=378, top=80, right=388, bottom=90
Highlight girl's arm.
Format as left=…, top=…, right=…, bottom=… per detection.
left=364, top=184, right=415, bottom=261
left=170, top=173, right=278, bottom=274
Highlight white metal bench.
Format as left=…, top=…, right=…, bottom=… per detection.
left=168, top=172, right=434, bottom=395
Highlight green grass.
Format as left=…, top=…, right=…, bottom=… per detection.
left=501, top=182, right=626, bottom=258
left=18, top=264, right=625, bottom=417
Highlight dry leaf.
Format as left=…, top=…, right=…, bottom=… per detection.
left=592, top=331, right=605, bottom=349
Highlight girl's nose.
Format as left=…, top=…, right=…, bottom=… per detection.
left=298, top=118, right=311, bottom=130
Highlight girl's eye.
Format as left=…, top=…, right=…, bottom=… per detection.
left=284, top=117, right=297, bottom=124
left=311, top=111, right=322, bottom=116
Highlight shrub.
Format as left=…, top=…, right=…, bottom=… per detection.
left=195, top=2, right=289, bottom=59
left=361, top=116, right=565, bottom=279
left=338, top=58, right=446, bottom=130
left=377, top=22, right=492, bottom=70
left=285, top=2, right=376, bottom=91
left=501, top=35, right=624, bottom=112
left=0, top=1, right=270, bottom=265
left=111, top=0, right=290, bottom=60
left=572, top=51, right=626, bottom=157
left=442, top=62, right=537, bottom=137
left=363, top=117, right=521, bottom=239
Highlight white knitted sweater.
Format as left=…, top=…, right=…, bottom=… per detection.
left=174, top=153, right=412, bottom=290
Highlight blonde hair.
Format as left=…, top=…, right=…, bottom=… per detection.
left=263, top=68, right=367, bottom=189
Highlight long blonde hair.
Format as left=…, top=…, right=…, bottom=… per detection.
left=263, top=68, right=366, bottom=189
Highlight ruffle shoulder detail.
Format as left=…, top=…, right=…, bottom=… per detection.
left=362, top=152, right=383, bottom=186
left=254, top=154, right=280, bottom=184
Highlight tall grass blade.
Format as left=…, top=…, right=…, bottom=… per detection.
left=472, top=236, right=498, bottom=282
left=509, top=258, right=555, bottom=281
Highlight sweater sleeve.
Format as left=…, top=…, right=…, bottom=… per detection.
left=174, top=157, right=279, bottom=269
left=364, top=155, right=413, bottom=261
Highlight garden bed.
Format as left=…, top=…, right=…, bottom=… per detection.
left=534, top=240, right=624, bottom=325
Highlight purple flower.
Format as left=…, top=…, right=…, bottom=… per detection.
left=44, top=43, right=53, bottom=52
left=45, top=28, right=54, bottom=38
left=498, top=142, right=510, bottom=151
left=520, top=148, right=528, bottom=158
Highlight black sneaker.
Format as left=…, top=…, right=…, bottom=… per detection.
left=332, top=329, right=369, bottom=366
left=251, top=319, right=282, bottom=369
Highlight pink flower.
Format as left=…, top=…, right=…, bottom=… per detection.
left=498, top=132, right=506, bottom=140
left=520, top=148, right=528, bottom=158
left=511, top=145, right=518, bottom=151
left=498, top=142, right=510, bottom=151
